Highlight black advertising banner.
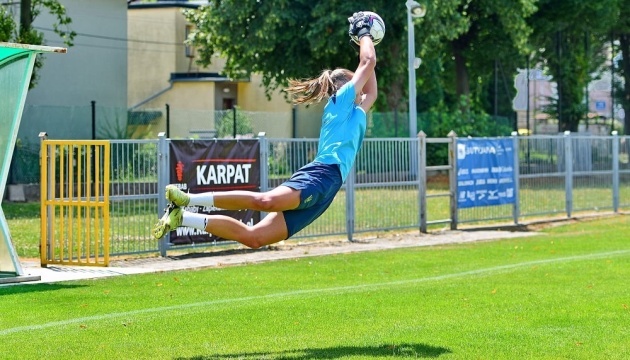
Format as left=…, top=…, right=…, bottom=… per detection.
left=169, top=139, right=260, bottom=245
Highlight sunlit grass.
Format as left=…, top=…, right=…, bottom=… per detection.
left=4, top=183, right=630, bottom=258
left=0, top=216, right=628, bottom=359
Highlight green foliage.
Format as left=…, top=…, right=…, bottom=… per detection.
left=0, top=6, right=15, bottom=40
left=29, top=0, right=75, bottom=45
left=417, top=0, right=536, bottom=109
left=183, top=0, right=535, bottom=131
left=10, top=137, right=41, bottom=184
left=110, top=142, right=158, bottom=183
left=418, top=97, right=514, bottom=166
left=421, top=97, right=513, bottom=138
left=216, top=107, right=254, bottom=138
left=97, top=112, right=153, bottom=140
left=367, top=111, right=410, bottom=138
left=529, top=0, right=622, bottom=132
left=184, top=1, right=357, bottom=97
left=184, top=0, right=630, bottom=137
left=0, top=0, right=75, bottom=87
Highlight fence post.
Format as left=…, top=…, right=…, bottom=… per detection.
left=91, top=100, right=96, bottom=140
left=39, top=132, right=52, bottom=266
left=564, top=131, right=573, bottom=218
left=345, top=165, right=356, bottom=242
left=612, top=131, right=620, bottom=213
left=511, top=132, right=521, bottom=225
left=258, top=133, right=268, bottom=193
left=257, top=132, right=269, bottom=220
left=157, top=132, right=169, bottom=257
left=418, top=131, right=427, bottom=233
left=448, top=130, right=458, bottom=230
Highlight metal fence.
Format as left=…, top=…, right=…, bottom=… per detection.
left=32, top=132, right=630, bottom=259
left=108, top=140, right=159, bottom=256
left=457, top=133, right=630, bottom=225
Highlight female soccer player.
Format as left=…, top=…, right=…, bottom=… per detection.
left=153, top=13, right=378, bottom=248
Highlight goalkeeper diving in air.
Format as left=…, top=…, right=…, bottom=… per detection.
left=153, top=12, right=381, bottom=248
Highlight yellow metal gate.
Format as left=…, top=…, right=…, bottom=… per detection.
left=40, top=139, right=110, bottom=266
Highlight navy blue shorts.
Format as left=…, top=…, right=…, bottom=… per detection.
left=280, top=162, right=342, bottom=238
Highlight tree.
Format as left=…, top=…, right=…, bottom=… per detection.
left=0, top=0, right=75, bottom=86
left=612, top=5, right=630, bottom=135
left=185, top=0, right=397, bottom=110
left=185, top=0, right=540, bottom=125
left=421, top=0, right=535, bottom=104
left=617, top=34, right=630, bottom=135
left=528, top=0, right=621, bottom=132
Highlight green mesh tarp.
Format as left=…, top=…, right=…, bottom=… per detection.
left=0, top=42, right=65, bottom=281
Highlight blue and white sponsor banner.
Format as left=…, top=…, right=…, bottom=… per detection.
left=456, top=138, right=516, bottom=209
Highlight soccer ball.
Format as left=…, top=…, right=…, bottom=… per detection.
left=349, top=11, right=386, bottom=46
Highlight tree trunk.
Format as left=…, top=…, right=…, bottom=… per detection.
left=20, top=0, right=32, bottom=35
left=452, top=39, right=470, bottom=98
left=620, top=33, right=630, bottom=135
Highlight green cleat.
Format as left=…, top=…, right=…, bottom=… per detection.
left=165, top=184, right=190, bottom=207
left=153, top=205, right=183, bottom=240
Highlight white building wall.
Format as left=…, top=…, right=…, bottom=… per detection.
left=18, top=0, right=128, bottom=142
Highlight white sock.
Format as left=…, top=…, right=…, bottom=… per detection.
left=182, top=212, right=208, bottom=231
left=187, top=192, right=215, bottom=207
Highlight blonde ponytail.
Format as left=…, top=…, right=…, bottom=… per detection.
left=286, top=68, right=354, bottom=105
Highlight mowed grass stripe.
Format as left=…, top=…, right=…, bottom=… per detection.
left=2, top=248, right=629, bottom=337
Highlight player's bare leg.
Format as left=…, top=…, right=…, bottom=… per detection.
left=165, top=184, right=300, bottom=212
left=203, top=211, right=289, bottom=249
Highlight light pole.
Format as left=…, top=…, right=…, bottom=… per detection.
left=406, top=0, right=426, bottom=139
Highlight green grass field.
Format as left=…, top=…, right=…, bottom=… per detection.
left=1, top=215, right=629, bottom=359
left=5, top=182, right=630, bottom=258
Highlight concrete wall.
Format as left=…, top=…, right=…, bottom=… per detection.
left=18, top=0, right=128, bottom=143
left=128, top=5, right=305, bottom=139
left=237, top=75, right=293, bottom=138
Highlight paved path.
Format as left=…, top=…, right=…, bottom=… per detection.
left=12, top=230, right=540, bottom=285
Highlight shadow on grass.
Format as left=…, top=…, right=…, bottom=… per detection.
left=0, top=282, right=86, bottom=295
left=176, top=343, right=451, bottom=359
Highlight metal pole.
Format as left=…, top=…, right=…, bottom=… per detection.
left=612, top=131, right=620, bottom=212
left=406, top=1, right=420, bottom=179
left=511, top=132, right=521, bottom=225
left=91, top=100, right=96, bottom=140
left=584, top=31, right=590, bottom=131
left=257, top=132, right=269, bottom=220
left=557, top=30, right=562, bottom=132
left=418, top=131, right=427, bottom=233
left=233, top=106, right=237, bottom=139
left=291, top=106, right=297, bottom=138
left=526, top=56, right=530, bottom=134
left=611, top=32, right=615, bottom=134
left=448, top=130, right=458, bottom=230
left=526, top=56, right=531, bottom=173
left=39, top=132, right=52, bottom=266
left=345, top=165, right=356, bottom=242
left=407, top=8, right=417, bottom=139
left=165, top=104, right=170, bottom=138
left=157, top=132, right=169, bottom=257
left=564, top=131, right=573, bottom=218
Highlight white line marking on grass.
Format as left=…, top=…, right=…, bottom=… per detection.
left=1, top=249, right=629, bottom=336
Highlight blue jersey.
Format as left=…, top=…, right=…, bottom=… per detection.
left=313, top=82, right=366, bottom=182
